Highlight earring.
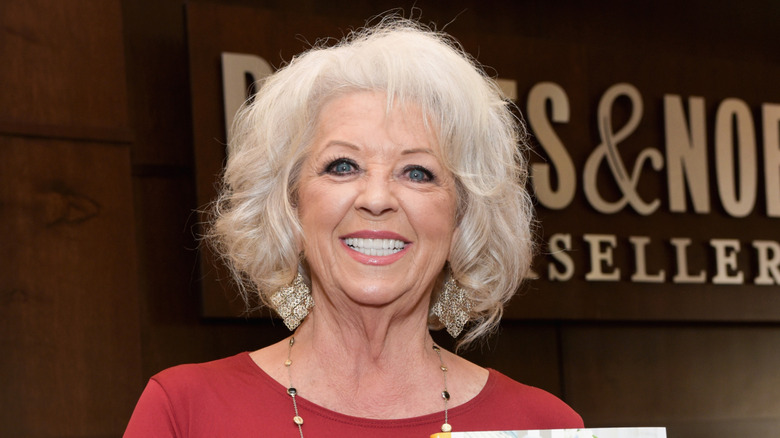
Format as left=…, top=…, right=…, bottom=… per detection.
left=270, top=273, right=313, bottom=330
left=432, top=275, right=472, bottom=337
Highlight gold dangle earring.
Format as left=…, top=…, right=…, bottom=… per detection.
left=432, top=274, right=471, bottom=337
left=270, top=273, right=314, bottom=330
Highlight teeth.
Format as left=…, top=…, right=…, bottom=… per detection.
left=344, top=238, right=406, bottom=256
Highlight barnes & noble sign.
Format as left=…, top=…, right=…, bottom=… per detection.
left=189, top=3, right=780, bottom=320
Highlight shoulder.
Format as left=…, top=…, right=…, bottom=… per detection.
left=146, top=351, right=283, bottom=411
left=152, top=353, right=251, bottom=383
left=150, top=352, right=267, bottom=397
left=126, top=353, right=288, bottom=437
left=477, top=369, right=583, bottom=429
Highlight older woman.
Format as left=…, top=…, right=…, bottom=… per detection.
left=125, top=19, right=582, bottom=437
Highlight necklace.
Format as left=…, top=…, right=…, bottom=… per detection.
left=284, top=336, right=452, bottom=437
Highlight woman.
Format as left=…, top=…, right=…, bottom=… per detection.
left=125, top=18, right=583, bottom=437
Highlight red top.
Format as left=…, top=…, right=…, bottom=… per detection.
left=124, top=352, right=583, bottom=437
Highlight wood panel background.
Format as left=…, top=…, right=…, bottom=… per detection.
left=1, top=1, right=778, bottom=437
left=0, top=1, right=140, bottom=436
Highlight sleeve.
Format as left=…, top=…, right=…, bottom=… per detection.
left=123, top=378, right=181, bottom=438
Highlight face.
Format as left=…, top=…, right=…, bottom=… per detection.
left=297, top=91, right=458, bottom=310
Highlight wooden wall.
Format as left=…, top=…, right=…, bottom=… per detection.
left=1, top=1, right=778, bottom=437
left=0, top=1, right=142, bottom=437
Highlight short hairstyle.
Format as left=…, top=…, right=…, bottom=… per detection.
left=209, top=17, right=534, bottom=349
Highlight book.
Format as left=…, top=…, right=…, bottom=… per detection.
left=431, top=427, right=666, bottom=438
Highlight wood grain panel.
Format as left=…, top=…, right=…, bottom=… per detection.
left=122, top=0, right=194, bottom=166
left=561, top=324, right=780, bottom=438
left=456, top=322, right=566, bottom=398
left=0, top=137, right=141, bottom=436
left=0, top=0, right=130, bottom=141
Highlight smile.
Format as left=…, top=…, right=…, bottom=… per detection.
left=343, top=238, right=406, bottom=256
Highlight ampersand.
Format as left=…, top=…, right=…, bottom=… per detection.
left=583, top=83, right=664, bottom=215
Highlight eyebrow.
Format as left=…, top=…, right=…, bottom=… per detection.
left=401, top=147, right=434, bottom=155
left=323, top=140, right=360, bottom=151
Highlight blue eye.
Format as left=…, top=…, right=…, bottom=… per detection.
left=325, top=158, right=358, bottom=175
left=406, top=166, right=434, bottom=182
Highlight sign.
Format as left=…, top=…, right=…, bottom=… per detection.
left=187, top=3, right=780, bottom=321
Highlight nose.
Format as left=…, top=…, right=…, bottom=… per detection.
left=355, top=171, right=399, bottom=217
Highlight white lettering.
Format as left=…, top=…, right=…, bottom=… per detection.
left=763, top=104, right=780, bottom=217
left=527, top=82, right=576, bottom=209
left=548, top=233, right=574, bottom=281
left=584, top=234, right=620, bottom=281
left=629, top=236, right=665, bottom=282
left=670, top=238, right=707, bottom=283
left=715, top=99, right=758, bottom=217
left=221, top=52, right=273, bottom=143
left=542, top=235, right=778, bottom=285
left=583, top=83, right=663, bottom=215
left=711, top=238, right=745, bottom=284
left=753, top=240, right=780, bottom=285
left=664, top=95, right=710, bottom=213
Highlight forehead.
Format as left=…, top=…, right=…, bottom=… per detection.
left=311, top=90, right=441, bottom=154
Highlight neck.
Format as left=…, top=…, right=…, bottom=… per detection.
left=300, top=277, right=437, bottom=362
left=296, top=308, right=439, bottom=379
left=286, top=301, right=446, bottom=418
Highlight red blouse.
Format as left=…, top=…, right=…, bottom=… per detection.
left=124, top=352, right=583, bottom=437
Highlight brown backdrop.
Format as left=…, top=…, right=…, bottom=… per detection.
left=1, top=1, right=779, bottom=437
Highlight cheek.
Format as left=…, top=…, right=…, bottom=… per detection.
left=298, top=183, right=353, bottom=232
left=408, top=193, right=458, bottom=243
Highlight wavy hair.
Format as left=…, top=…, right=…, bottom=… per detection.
left=209, top=17, right=535, bottom=350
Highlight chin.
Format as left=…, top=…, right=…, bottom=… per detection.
left=342, top=285, right=410, bottom=308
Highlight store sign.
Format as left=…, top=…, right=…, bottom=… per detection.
left=221, top=53, right=780, bottom=289
left=527, top=82, right=780, bottom=286
left=189, top=3, right=780, bottom=320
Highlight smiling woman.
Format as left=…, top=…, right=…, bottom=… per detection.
left=297, top=91, right=458, bottom=311
left=124, top=17, right=582, bottom=438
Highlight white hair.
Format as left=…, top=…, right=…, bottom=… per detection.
left=209, top=18, right=535, bottom=350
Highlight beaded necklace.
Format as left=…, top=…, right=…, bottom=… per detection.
left=284, top=337, right=452, bottom=437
